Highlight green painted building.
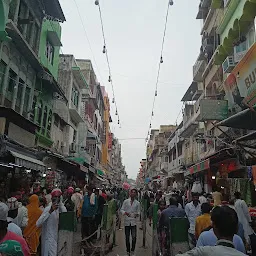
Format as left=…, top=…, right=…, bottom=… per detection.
left=31, top=15, right=66, bottom=148
left=0, top=0, right=11, bottom=41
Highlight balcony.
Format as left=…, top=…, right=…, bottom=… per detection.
left=193, top=60, right=206, bottom=82
left=196, top=0, right=211, bottom=20
left=160, top=162, right=168, bottom=171
left=69, top=102, right=83, bottom=124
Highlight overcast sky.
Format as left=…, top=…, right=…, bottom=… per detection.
left=59, top=0, right=201, bottom=179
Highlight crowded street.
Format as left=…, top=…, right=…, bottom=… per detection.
left=1, top=0, right=256, bottom=255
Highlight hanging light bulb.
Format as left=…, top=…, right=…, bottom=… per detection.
left=155, top=90, right=158, bottom=96
left=118, top=119, right=120, bottom=125
left=160, top=56, right=163, bottom=63
left=103, top=45, right=106, bottom=54
left=150, top=123, right=152, bottom=128
left=152, top=111, right=154, bottom=116
left=112, top=98, right=115, bottom=103
left=95, top=0, right=99, bottom=5
left=115, top=109, right=118, bottom=115
left=169, top=0, right=174, bottom=5
left=108, top=76, right=111, bottom=82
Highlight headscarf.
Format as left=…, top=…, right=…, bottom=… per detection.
left=0, top=240, right=24, bottom=256
left=23, top=195, right=43, bottom=254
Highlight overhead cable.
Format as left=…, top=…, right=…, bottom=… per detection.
left=146, top=0, right=173, bottom=142
left=95, top=0, right=121, bottom=126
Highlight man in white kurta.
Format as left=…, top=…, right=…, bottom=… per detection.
left=36, top=188, right=67, bottom=256
left=234, top=191, right=253, bottom=243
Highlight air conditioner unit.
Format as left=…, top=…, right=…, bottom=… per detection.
left=70, top=143, right=77, bottom=153
left=222, top=56, right=235, bottom=74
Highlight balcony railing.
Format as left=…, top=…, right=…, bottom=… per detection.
left=193, top=60, right=206, bottom=82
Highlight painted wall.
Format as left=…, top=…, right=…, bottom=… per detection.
left=39, top=20, right=62, bottom=79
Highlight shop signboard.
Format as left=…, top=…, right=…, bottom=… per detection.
left=229, top=43, right=256, bottom=108
left=199, top=99, right=228, bottom=121
left=188, top=159, right=210, bottom=175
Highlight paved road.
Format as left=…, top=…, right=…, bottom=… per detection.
left=72, top=221, right=153, bottom=256
left=108, top=222, right=152, bottom=256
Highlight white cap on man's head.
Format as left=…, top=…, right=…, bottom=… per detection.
left=0, top=202, right=9, bottom=221
left=6, top=197, right=19, bottom=211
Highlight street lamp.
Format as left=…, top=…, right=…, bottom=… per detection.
left=169, top=0, right=174, bottom=5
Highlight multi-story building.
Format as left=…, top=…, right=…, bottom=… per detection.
left=177, top=0, right=256, bottom=196
left=0, top=1, right=65, bottom=172
left=76, top=59, right=107, bottom=183
left=146, top=125, right=176, bottom=190
left=56, top=55, right=88, bottom=162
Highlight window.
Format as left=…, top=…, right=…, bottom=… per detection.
left=0, top=61, right=7, bottom=92
left=7, top=69, right=17, bottom=101
left=54, top=114, right=59, bottom=127
left=45, top=40, right=54, bottom=65
left=37, top=100, right=43, bottom=125
left=23, top=87, right=31, bottom=114
left=16, top=79, right=24, bottom=107
left=165, top=156, right=169, bottom=162
left=47, top=110, right=52, bottom=137
left=17, top=1, right=27, bottom=34
left=71, top=87, right=79, bottom=108
left=73, top=130, right=77, bottom=143
left=26, top=13, right=33, bottom=42
left=42, top=106, right=47, bottom=135
left=32, top=24, right=39, bottom=52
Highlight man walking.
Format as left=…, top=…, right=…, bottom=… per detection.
left=185, top=193, right=201, bottom=249
left=121, top=189, right=140, bottom=256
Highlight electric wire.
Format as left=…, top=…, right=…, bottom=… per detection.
left=146, top=0, right=172, bottom=141
left=96, top=2, right=121, bottom=125
left=72, top=0, right=105, bottom=84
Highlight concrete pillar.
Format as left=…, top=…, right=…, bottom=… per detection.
left=11, top=74, right=19, bottom=109
left=1, top=62, right=10, bottom=105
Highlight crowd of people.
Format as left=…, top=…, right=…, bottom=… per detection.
left=0, top=185, right=128, bottom=256
left=139, top=189, right=256, bottom=256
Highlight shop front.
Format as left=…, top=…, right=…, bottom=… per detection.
left=184, top=147, right=255, bottom=205
left=0, top=140, right=46, bottom=197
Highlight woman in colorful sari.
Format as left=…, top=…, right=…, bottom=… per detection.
left=23, top=194, right=43, bottom=255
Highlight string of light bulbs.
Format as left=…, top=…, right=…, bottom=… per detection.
left=95, top=0, right=121, bottom=126
left=146, top=0, right=174, bottom=142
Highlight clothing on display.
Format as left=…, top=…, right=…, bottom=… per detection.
left=191, top=181, right=203, bottom=194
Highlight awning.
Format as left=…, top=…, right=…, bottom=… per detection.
left=97, top=169, right=105, bottom=176
left=187, top=159, right=210, bottom=175
left=10, top=151, right=46, bottom=172
left=66, top=157, right=89, bottom=165
left=96, top=175, right=107, bottom=182
left=87, top=131, right=97, bottom=140
left=214, top=0, right=256, bottom=64
left=234, top=131, right=256, bottom=142
left=215, top=108, right=256, bottom=130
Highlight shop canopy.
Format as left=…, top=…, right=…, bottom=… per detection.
left=97, top=169, right=106, bottom=176
left=215, top=107, right=256, bottom=130
left=66, top=157, right=89, bottom=166
left=214, top=0, right=256, bottom=64
left=10, top=150, right=46, bottom=172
